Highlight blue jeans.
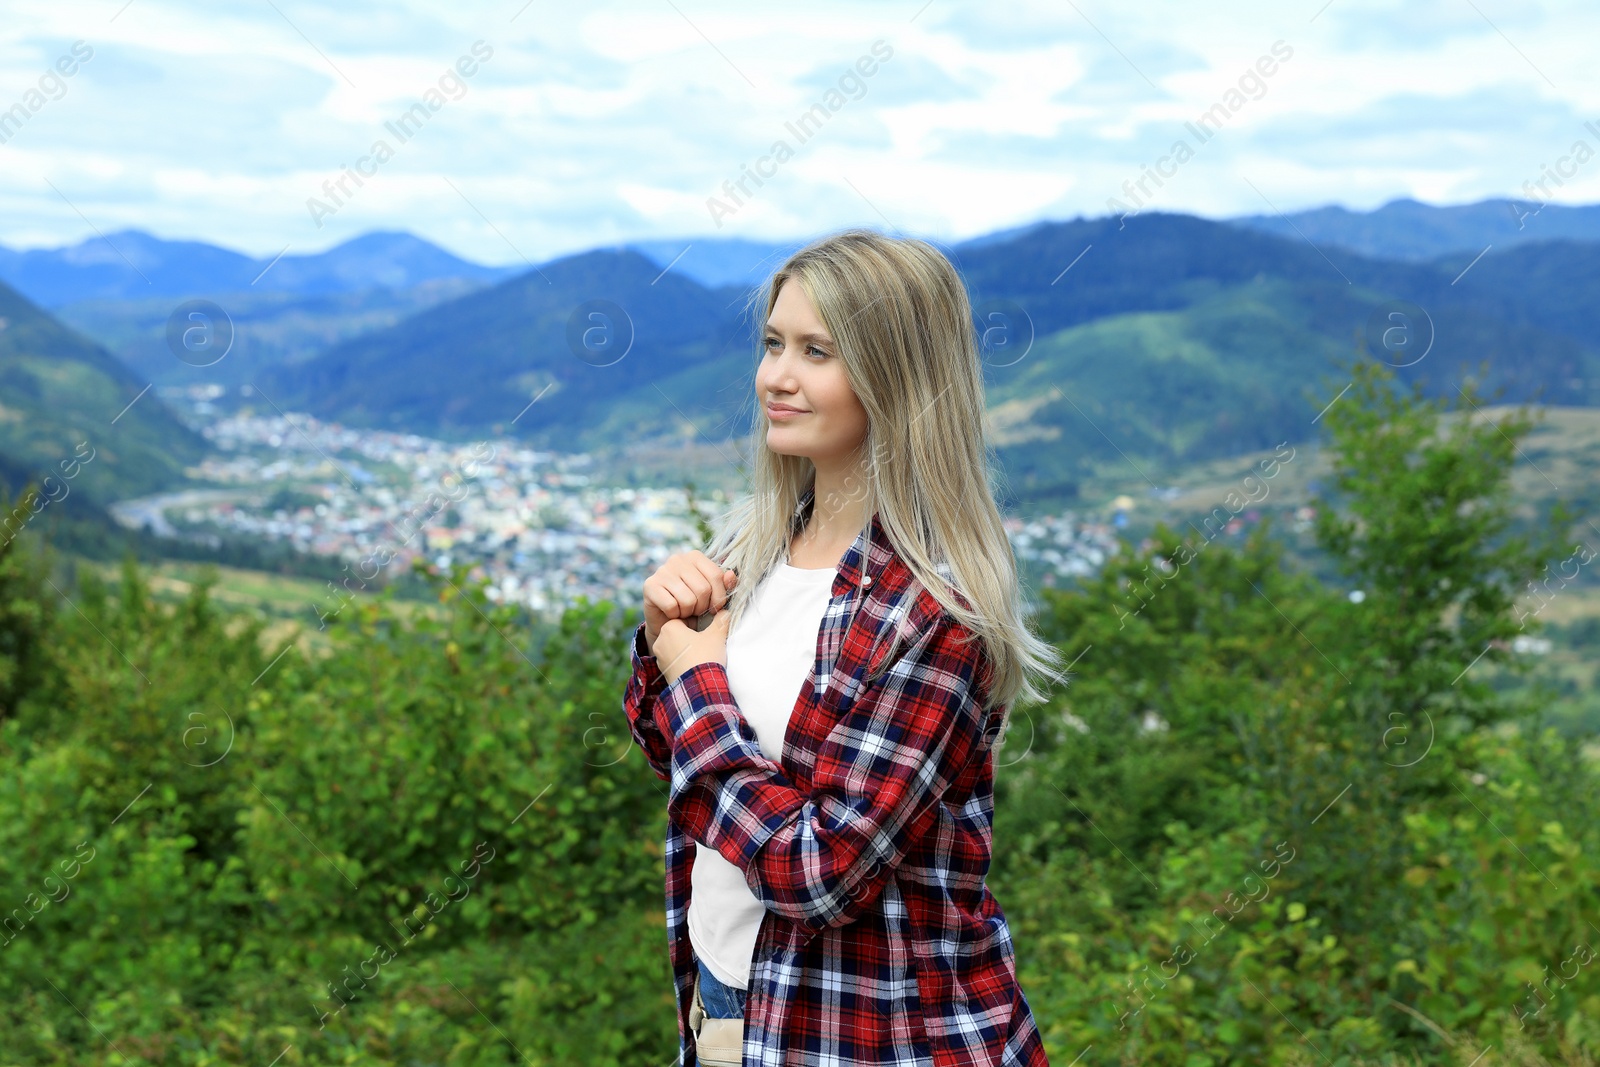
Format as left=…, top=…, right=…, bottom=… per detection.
left=695, top=954, right=748, bottom=1019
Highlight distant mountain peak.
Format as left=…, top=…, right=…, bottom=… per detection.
left=1226, top=195, right=1600, bottom=260
left=0, top=228, right=521, bottom=307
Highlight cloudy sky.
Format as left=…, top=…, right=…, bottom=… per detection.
left=2, top=0, right=1597, bottom=264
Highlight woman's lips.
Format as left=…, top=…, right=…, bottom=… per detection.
left=767, top=405, right=808, bottom=420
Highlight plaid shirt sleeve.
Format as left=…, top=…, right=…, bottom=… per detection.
left=621, top=621, right=673, bottom=783
left=657, top=610, right=993, bottom=934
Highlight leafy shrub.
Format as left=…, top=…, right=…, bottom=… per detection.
left=0, top=359, right=1595, bottom=1065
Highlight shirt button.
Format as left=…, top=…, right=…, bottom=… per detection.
left=862, top=575, right=873, bottom=588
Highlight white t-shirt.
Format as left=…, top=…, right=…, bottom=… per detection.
left=686, top=559, right=837, bottom=988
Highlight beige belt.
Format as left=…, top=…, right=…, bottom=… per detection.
left=688, top=970, right=744, bottom=1066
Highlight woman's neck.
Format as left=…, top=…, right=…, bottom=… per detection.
left=791, top=466, right=870, bottom=569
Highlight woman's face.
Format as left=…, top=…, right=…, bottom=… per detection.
left=757, top=280, right=869, bottom=466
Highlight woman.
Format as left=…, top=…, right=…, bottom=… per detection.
left=624, top=229, right=1064, bottom=1066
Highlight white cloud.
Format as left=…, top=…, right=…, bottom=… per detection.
left=1, top=0, right=1597, bottom=262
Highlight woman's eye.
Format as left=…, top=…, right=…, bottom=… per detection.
left=760, top=337, right=829, bottom=359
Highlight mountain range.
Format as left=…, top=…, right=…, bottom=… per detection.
left=7, top=195, right=1599, bottom=309
left=1227, top=197, right=1600, bottom=261
left=3, top=195, right=1600, bottom=514
left=247, top=210, right=1600, bottom=505
left=0, top=229, right=522, bottom=306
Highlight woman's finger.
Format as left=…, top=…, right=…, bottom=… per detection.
left=672, top=567, right=715, bottom=616
left=676, top=557, right=721, bottom=614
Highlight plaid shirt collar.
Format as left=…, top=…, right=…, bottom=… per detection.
left=791, top=484, right=953, bottom=653
left=791, top=483, right=891, bottom=596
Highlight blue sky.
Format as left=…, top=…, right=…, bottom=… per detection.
left=1, top=0, right=1596, bottom=264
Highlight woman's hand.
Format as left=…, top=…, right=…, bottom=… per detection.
left=642, top=551, right=737, bottom=655
left=653, top=607, right=732, bottom=686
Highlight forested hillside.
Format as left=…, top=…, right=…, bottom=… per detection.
left=0, top=280, right=203, bottom=505
left=2, top=358, right=1595, bottom=1065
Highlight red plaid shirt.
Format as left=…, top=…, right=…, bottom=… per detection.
left=623, top=490, right=1050, bottom=1066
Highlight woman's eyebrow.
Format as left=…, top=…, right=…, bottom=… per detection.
left=764, top=326, right=835, bottom=345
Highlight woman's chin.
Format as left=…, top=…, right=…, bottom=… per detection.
left=765, top=431, right=812, bottom=457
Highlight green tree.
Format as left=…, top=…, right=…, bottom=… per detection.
left=1008, top=356, right=1599, bottom=1065
left=1296, top=357, right=1575, bottom=942
left=0, top=487, right=53, bottom=721
left=1314, top=357, right=1573, bottom=740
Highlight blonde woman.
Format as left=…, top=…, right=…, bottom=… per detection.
left=624, top=229, right=1064, bottom=1066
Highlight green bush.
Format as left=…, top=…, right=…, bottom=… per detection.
left=0, top=561, right=676, bottom=1064
left=0, top=358, right=1595, bottom=1065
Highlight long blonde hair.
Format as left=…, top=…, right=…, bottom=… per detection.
left=701, top=228, right=1067, bottom=728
